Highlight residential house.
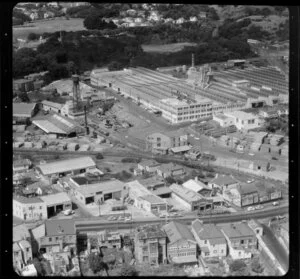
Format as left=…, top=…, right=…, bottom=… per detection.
left=208, top=174, right=239, bottom=192
left=223, top=111, right=264, bottom=131
left=13, top=224, right=33, bottom=271
left=39, top=219, right=77, bottom=255
left=163, top=221, right=197, bottom=264
left=98, top=231, right=122, bottom=249
left=137, top=160, right=161, bottom=174
left=218, top=222, right=257, bottom=259
left=191, top=220, right=227, bottom=258
left=164, top=18, right=174, bottom=23
left=157, top=163, right=185, bottom=178
left=169, top=184, right=213, bottom=212
left=146, top=129, right=188, bottom=154
left=213, top=113, right=235, bottom=128
left=176, top=17, right=185, bottom=24
left=13, top=159, right=32, bottom=174
left=222, top=181, right=282, bottom=207
left=134, top=224, right=167, bottom=265
left=13, top=196, right=47, bottom=221
left=189, top=16, right=198, bottom=22
left=259, top=108, right=279, bottom=119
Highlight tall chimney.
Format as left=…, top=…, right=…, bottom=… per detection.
left=192, top=53, right=195, bottom=68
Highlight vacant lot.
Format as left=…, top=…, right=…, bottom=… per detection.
left=141, top=42, right=197, bottom=53
left=13, top=18, right=86, bottom=40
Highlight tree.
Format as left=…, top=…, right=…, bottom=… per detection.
left=251, top=258, right=264, bottom=274
left=119, top=264, right=139, bottom=276
left=88, top=253, right=106, bottom=274
left=229, top=260, right=248, bottom=275
left=96, top=153, right=104, bottom=160
left=107, top=61, right=123, bottom=71
left=27, top=33, right=39, bottom=41
left=32, top=258, right=45, bottom=276
left=165, top=176, right=176, bottom=185
left=17, top=92, right=30, bottom=102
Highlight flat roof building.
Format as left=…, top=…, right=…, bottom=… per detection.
left=74, top=179, right=125, bottom=205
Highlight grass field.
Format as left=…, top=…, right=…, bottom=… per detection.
left=141, top=42, right=197, bottom=53
left=13, top=18, right=86, bottom=40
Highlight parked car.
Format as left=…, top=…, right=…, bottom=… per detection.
left=63, top=209, right=74, bottom=216
left=247, top=206, right=255, bottom=211
left=272, top=201, right=280, bottom=206
left=255, top=205, right=264, bottom=210
left=118, top=215, right=125, bottom=221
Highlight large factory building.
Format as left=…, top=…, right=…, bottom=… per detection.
left=90, top=61, right=288, bottom=124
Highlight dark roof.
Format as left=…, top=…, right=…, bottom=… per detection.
left=163, top=221, right=196, bottom=244
left=137, top=224, right=166, bottom=240
left=192, top=220, right=226, bottom=243
left=71, top=176, right=89, bottom=185
left=218, top=223, right=255, bottom=239
left=45, top=219, right=75, bottom=236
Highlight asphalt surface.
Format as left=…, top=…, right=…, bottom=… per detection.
left=261, top=223, right=289, bottom=272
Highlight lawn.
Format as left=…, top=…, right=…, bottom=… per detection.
left=141, top=42, right=197, bottom=53
left=13, top=18, right=86, bottom=40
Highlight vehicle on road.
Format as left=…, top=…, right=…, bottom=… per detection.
left=63, top=209, right=74, bottom=216
left=255, top=205, right=264, bottom=210
left=247, top=206, right=255, bottom=211
left=124, top=217, right=131, bottom=222
left=273, top=201, right=280, bottom=206
left=248, top=152, right=255, bottom=156
left=118, top=216, right=125, bottom=221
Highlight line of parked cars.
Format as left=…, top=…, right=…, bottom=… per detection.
left=107, top=215, right=132, bottom=222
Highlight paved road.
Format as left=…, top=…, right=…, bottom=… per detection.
left=261, top=223, right=289, bottom=272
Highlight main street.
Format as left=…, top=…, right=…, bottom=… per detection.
left=74, top=204, right=288, bottom=232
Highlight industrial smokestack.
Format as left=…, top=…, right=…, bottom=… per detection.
left=72, top=74, right=81, bottom=112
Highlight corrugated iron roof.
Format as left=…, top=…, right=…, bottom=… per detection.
left=163, top=221, right=196, bottom=244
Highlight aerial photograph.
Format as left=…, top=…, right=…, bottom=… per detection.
left=12, top=3, right=289, bottom=277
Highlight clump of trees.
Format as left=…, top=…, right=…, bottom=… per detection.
left=88, top=253, right=109, bottom=275
left=13, top=9, right=31, bottom=25
left=229, top=260, right=249, bottom=276
left=119, top=264, right=139, bottom=276
left=83, top=15, right=117, bottom=30
left=27, top=33, right=40, bottom=41
left=251, top=257, right=264, bottom=274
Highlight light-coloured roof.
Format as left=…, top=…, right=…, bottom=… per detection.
left=18, top=239, right=31, bottom=249
left=138, top=160, right=160, bottom=168
left=170, top=145, right=191, bottom=153
left=13, top=103, right=36, bottom=117
left=224, top=110, right=257, bottom=120
left=163, top=221, right=196, bottom=244
left=218, top=223, right=255, bottom=239
left=13, top=242, right=21, bottom=251
left=126, top=180, right=152, bottom=197
left=209, top=175, right=238, bottom=187
left=13, top=195, right=44, bottom=204
left=44, top=219, right=75, bottom=236
left=213, top=114, right=232, bottom=121
left=160, top=98, right=188, bottom=107
left=192, top=220, right=226, bottom=243
left=33, top=120, right=67, bottom=134
left=182, top=179, right=207, bottom=193
left=75, top=179, right=124, bottom=197
left=139, top=194, right=166, bottom=204
left=13, top=224, right=30, bottom=242
left=40, top=192, right=71, bottom=206
left=158, top=163, right=184, bottom=173
left=170, top=184, right=204, bottom=203
left=32, top=113, right=84, bottom=135
left=37, top=156, right=96, bottom=176
left=41, top=100, right=64, bottom=110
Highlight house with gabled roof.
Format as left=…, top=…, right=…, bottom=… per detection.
left=163, top=221, right=197, bottom=264
left=191, top=219, right=227, bottom=258
left=218, top=222, right=257, bottom=259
